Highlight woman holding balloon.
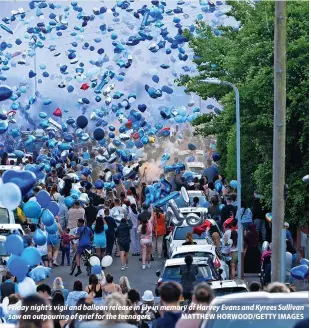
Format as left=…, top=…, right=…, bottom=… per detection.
left=47, top=217, right=63, bottom=267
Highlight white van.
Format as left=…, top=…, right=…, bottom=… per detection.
left=0, top=203, right=16, bottom=225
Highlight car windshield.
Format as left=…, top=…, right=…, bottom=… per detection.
left=174, top=226, right=207, bottom=240
left=0, top=208, right=10, bottom=224
left=174, top=196, right=208, bottom=208
left=0, top=229, right=23, bottom=237
left=162, top=264, right=213, bottom=281
left=213, top=287, right=248, bottom=297
left=172, top=252, right=214, bottom=260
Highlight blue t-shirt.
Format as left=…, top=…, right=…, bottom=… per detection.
left=286, top=230, right=292, bottom=241
left=92, top=224, right=108, bottom=246
left=77, top=226, right=92, bottom=247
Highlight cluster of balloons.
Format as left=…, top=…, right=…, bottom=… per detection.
left=145, top=178, right=180, bottom=208
left=4, top=232, right=43, bottom=282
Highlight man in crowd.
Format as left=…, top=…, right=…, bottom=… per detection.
left=152, top=281, right=183, bottom=328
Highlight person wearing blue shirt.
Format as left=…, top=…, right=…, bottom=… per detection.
left=0, top=272, right=18, bottom=301
left=202, top=159, right=219, bottom=183
left=92, top=216, right=108, bottom=260
left=70, top=218, right=93, bottom=277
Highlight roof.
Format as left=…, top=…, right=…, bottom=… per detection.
left=0, top=165, right=24, bottom=171
left=0, top=224, right=23, bottom=230
left=209, top=279, right=248, bottom=289
left=164, top=257, right=209, bottom=267
left=186, top=190, right=205, bottom=196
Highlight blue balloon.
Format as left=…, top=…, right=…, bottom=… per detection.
left=29, top=266, right=51, bottom=283
left=23, top=201, right=41, bottom=218
left=64, top=196, right=74, bottom=208
left=41, top=209, right=54, bottom=226
left=8, top=256, right=29, bottom=282
left=0, top=121, right=8, bottom=134
left=95, top=179, right=104, bottom=189
left=215, top=182, right=223, bottom=192
left=45, top=221, right=58, bottom=234
left=76, top=115, right=88, bottom=129
left=47, top=201, right=59, bottom=216
left=300, top=258, right=309, bottom=267
left=229, top=180, right=238, bottom=190
left=93, top=128, right=105, bottom=141
left=33, top=229, right=47, bottom=246
left=36, top=190, right=51, bottom=208
left=188, top=143, right=196, bottom=151
left=91, top=265, right=102, bottom=275
left=4, top=234, right=24, bottom=255
left=21, top=247, right=41, bottom=266
left=290, top=265, right=309, bottom=281
left=0, top=85, right=13, bottom=101
left=152, top=75, right=160, bottom=83
left=212, top=152, right=221, bottom=162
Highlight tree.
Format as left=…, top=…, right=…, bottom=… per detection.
left=178, top=1, right=309, bottom=225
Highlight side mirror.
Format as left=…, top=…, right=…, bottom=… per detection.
left=155, top=270, right=161, bottom=277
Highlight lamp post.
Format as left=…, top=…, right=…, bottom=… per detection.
left=200, top=78, right=242, bottom=279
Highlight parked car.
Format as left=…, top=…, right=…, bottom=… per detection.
left=209, top=279, right=248, bottom=297
left=0, top=203, right=16, bottom=225
left=155, top=257, right=218, bottom=293
left=0, top=224, right=25, bottom=264
left=171, top=244, right=229, bottom=280
left=201, top=291, right=308, bottom=328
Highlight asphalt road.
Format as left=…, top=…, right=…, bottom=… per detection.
left=45, top=253, right=164, bottom=295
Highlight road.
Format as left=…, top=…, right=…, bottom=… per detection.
left=45, top=254, right=163, bottom=295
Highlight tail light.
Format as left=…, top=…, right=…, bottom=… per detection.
left=214, top=257, right=221, bottom=269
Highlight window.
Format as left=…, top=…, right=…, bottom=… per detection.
left=172, top=252, right=214, bottom=260
left=174, top=226, right=207, bottom=240
left=174, top=196, right=208, bottom=208
left=0, top=208, right=10, bottom=224
left=162, top=264, right=213, bottom=281
left=0, top=240, right=9, bottom=257
left=213, top=287, right=248, bottom=297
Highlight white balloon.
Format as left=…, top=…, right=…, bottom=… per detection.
left=0, top=183, right=22, bottom=210
left=90, top=256, right=100, bottom=267
left=101, top=255, right=113, bottom=268
left=18, top=277, right=37, bottom=297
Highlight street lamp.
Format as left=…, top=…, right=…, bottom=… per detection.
left=200, top=78, right=242, bottom=279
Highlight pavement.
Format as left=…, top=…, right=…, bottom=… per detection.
left=45, top=253, right=164, bottom=295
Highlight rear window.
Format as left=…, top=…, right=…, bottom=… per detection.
left=174, top=226, right=207, bottom=240
left=172, top=252, right=214, bottom=260
left=174, top=196, right=208, bottom=208
left=162, top=264, right=213, bottom=281
left=188, top=167, right=203, bottom=175
left=0, top=229, right=23, bottom=236
left=0, top=208, right=10, bottom=224
left=213, top=287, right=248, bottom=297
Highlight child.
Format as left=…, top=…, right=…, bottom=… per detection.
left=61, top=228, right=73, bottom=266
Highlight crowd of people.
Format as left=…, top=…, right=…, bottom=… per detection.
left=0, top=269, right=300, bottom=328
left=0, top=144, right=305, bottom=327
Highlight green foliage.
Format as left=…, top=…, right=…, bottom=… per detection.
left=179, top=1, right=309, bottom=225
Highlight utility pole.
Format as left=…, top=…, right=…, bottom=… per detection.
left=272, top=1, right=287, bottom=282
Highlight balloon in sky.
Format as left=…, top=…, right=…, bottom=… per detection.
left=76, top=115, right=88, bottom=129
left=0, top=85, right=12, bottom=101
